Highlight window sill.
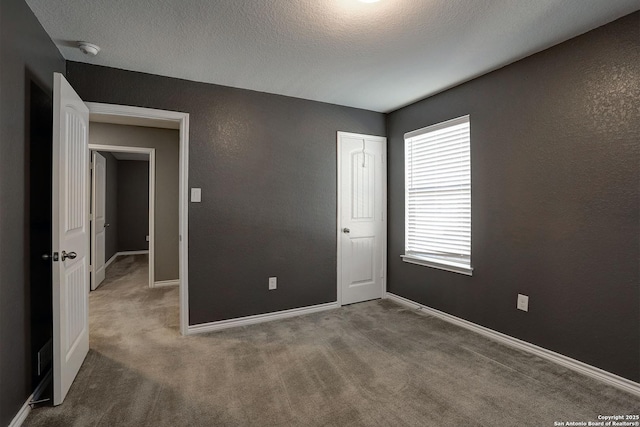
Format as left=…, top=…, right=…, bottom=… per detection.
left=401, top=255, right=473, bottom=276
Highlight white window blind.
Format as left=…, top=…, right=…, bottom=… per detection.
left=403, top=115, right=472, bottom=275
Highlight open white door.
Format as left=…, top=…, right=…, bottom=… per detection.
left=52, top=72, right=90, bottom=405
left=338, top=132, right=387, bottom=305
left=91, top=151, right=107, bottom=290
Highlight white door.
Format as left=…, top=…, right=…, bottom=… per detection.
left=91, top=151, right=107, bottom=290
left=338, top=132, right=386, bottom=305
left=52, top=72, right=90, bottom=405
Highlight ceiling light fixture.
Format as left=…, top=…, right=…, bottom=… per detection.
left=358, top=0, right=380, bottom=3
left=77, top=41, right=100, bottom=56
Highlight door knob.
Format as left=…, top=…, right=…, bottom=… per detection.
left=343, top=228, right=350, bottom=233
left=61, top=251, right=77, bottom=261
left=104, top=223, right=110, bottom=228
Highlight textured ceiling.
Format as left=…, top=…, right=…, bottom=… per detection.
left=26, top=0, right=639, bottom=112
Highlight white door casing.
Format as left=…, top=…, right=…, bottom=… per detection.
left=91, top=151, right=107, bottom=290
left=52, top=72, right=90, bottom=405
left=338, top=132, right=387, bottom=305
left=88, top=144, right=155, bottom=289
left=85, top=102, right=190, bottom=336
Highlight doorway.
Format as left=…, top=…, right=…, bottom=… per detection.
left=86, top=102, right=190, bottom=336
left=89, top=146, right=155, bottom=289
left=337, top=131, right=387, bottom=306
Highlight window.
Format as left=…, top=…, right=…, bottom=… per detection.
left=402, top=115, right=472, bottom=275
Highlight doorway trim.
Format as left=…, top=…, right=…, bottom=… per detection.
left=336, top=131, right=388, bottom=307
left=86, top=102, right=189, bottom=336
left=89, top=145, right=156, bottom=289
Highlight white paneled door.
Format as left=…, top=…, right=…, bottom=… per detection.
left=91, top=151, right=107, bottom=290
left=52, top=72, right=90, bottom=405
left=338, top=132, right=386, bottom=305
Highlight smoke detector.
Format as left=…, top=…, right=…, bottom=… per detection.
left=77, top=41, right=100, bottom=56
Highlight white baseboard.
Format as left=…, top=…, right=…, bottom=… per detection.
left=187, top=302, right=339, bottom=335
left=385, top=292, right=640, bottom=397
left=9, top=369, right=52, bottom=427
left=9, top=398, right=31, bottom=427
left=105, top=253, right=118, bottom=269
left=116, top=250, right=149, bottom=256
left=105, top=251, right=149, bottom=269
left=153, top=279, right=180, bottom=288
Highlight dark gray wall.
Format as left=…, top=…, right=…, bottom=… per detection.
left=98, top=151, right=119, bottom=261
left=387, top=12, right=640, bottom=382
left=0, top=0, right=65, bottom=424
left=117, top=160, right=150, bottom=252
left=67, top=63, right=386, bottom=323
left=90, top=124, right=179, bottom=281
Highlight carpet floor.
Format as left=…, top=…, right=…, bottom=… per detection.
left=25, top=255, right=639, bottom=426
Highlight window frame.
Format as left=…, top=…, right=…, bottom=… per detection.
left=401, top=115, right=473, bottom=276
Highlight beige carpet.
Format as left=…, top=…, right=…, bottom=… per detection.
left=25, top=255, right=639, bottom=426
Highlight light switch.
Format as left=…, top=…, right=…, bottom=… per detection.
left=191, top=188, right=201, bottom=203
left=517, top=294, right=529, bottom=312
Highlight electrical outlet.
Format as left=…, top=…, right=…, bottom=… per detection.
left=517, top=294, right=529, bottom=312
left=268, top=277, right=277, bottom=290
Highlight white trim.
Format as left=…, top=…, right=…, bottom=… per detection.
left=187, top=302, right=339, bottom=335
left=88, top=104, right=181, bottom=129
left=149, top=150, right=156, bottom=287
left=89, top=145, right=156, bottom=289
left=115, top=250, right=149, bottom=256
left=336, top=131, right=387, bottom=307
left=179, top=112, right=190, bottom=337
left=385, top=292, right=640, bottom=397
left=105, top=253, right=118, bottom=269
left=336, top=132, right=343, bottom=307
left=9, top=398, right=31, bottom=427
left=90, top=113, right=178, bottom=130
left=89, top=145, right=155, bottom=154
left=401, top=255, right=473, bottom=276
left=153, top=279, right=180, bottom=288
left=382, top=142, right=388, bottom=301
left=90, top=151, right=105, bottom=291
left=86, top=102, right=190, bottom=336
left=9, top=370, right=52, bottom=427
